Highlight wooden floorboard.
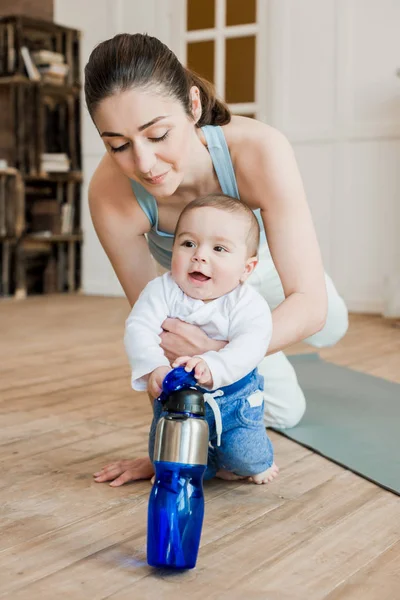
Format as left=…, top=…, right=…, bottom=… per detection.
left=1, top=294, right=399, bottom=599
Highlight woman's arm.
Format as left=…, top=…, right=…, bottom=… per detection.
left=227, top=117, right=328, bottom=354
left=89, top=154, right=157, bottom=307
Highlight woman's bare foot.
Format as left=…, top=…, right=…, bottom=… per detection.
left=93, top=457, right=154, bottom=487
left=248, top=462, right=279, bottom=485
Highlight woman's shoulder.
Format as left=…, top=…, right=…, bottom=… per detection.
left=221, top=115, right=290, bottom=158
left=220, top=116, right=297, bottom=209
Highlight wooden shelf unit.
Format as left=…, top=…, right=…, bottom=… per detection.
left=0, top=77, right=81, bottom=176
left=0, top=16, right=82, bottom=298
left=0, top=15, right=80, bottom=85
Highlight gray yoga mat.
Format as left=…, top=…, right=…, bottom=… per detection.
left=276, top=354, right=400, bottom=495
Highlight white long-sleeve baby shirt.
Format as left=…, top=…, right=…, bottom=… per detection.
left=124, top=272, right=273, bottom=391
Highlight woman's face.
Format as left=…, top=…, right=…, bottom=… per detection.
left=93, top=87, right=197, bottom=198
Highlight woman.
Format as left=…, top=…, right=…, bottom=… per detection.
left=85, top=33, right=348, bottom=486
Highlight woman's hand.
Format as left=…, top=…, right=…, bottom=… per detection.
left=160, top=318, right=227, bottom=363
left=93, top=457, right=154, bottom=486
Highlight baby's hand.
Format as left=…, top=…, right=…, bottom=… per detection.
left=173, top=356, right=213, bottom=388
left=148, top=366, right=171, bottom=398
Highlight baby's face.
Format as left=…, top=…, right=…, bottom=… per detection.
left=171, top=207, right=256, bottom=301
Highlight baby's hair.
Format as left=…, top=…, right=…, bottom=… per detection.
left=175, top=194, right=260, bottom=257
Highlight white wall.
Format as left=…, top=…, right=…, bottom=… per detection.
left=266, top=0, right=400, bottom=315
left=54, top=0, right=174, bottom=296
left=55, top=0, right=400, bottom=315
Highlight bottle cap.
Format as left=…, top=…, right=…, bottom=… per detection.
left=162, top=388, right=205, bottom=416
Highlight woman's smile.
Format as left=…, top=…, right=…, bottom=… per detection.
left=143, top=170, right=171, bottom=185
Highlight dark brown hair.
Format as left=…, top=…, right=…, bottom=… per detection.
left=175, top=194, right=260, bottom=257
left=84, top=33, right=231, bottom=127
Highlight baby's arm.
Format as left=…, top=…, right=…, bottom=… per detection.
left=148, top=365, right=172, bottom=398
left=124, top=276, right=172, bottom=390
left=195, top=287, right=273, bottom=390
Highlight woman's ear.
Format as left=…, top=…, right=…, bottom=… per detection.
left=190, top=86, right=202, bottom=123
left=240, top=256, right=258, bottom=283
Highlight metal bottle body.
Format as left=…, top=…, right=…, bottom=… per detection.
left=147, top=411, right=209, bottom=569
left=153, top=412, right=209, bottom=466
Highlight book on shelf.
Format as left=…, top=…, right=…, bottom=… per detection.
left=20, top=46, right=41, bottom=81
left=61, top=203, right=75, bottom=235
left=32, top=49, right=69, bottom=85
left=0, top=23, right=20, bottom=77
left=29, top=231, right=54, bottom=239
left=41, top=153, right=70, bottom=173
left=41, top=153, right=69, bottom=161
left=39, top=64, right=69, bottom=77
left=41, top=163, right=70, bottom=173
left=1, top=23, right=16, bottom=74
left=7, top=24, right=15, bottom=72
left=32, top=50, right=65, bottom=65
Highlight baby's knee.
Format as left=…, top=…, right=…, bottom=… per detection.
left=219, top=431, right=274, bottom=476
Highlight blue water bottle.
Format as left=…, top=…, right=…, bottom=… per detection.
left=147, top=368, right=209, bottom=569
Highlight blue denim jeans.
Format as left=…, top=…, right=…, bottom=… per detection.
left=149, top=369, right=274, bottom=480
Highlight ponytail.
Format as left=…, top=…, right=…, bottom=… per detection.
left=186, top=69, right=231, bottom=127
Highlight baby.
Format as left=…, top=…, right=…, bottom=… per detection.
left=124, top=194, right=279, bottom=484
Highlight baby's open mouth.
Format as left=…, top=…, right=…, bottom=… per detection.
left=189, top=272, right=211, bottom=282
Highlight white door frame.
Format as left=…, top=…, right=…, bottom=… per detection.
left=168, top=0, right=269, bottom=122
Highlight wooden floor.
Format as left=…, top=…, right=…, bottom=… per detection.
left=1, top=295, right=400, bottom=600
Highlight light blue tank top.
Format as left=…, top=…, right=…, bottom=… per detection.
left=130, top=124, right=266, bottom=269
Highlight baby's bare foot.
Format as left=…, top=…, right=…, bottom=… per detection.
left=248, top=462, right=279, bottom=485
left=216, top=469, right=247, bottom=481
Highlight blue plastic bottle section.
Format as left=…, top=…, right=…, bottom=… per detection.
left=147, top=461, right=206, bottom=569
